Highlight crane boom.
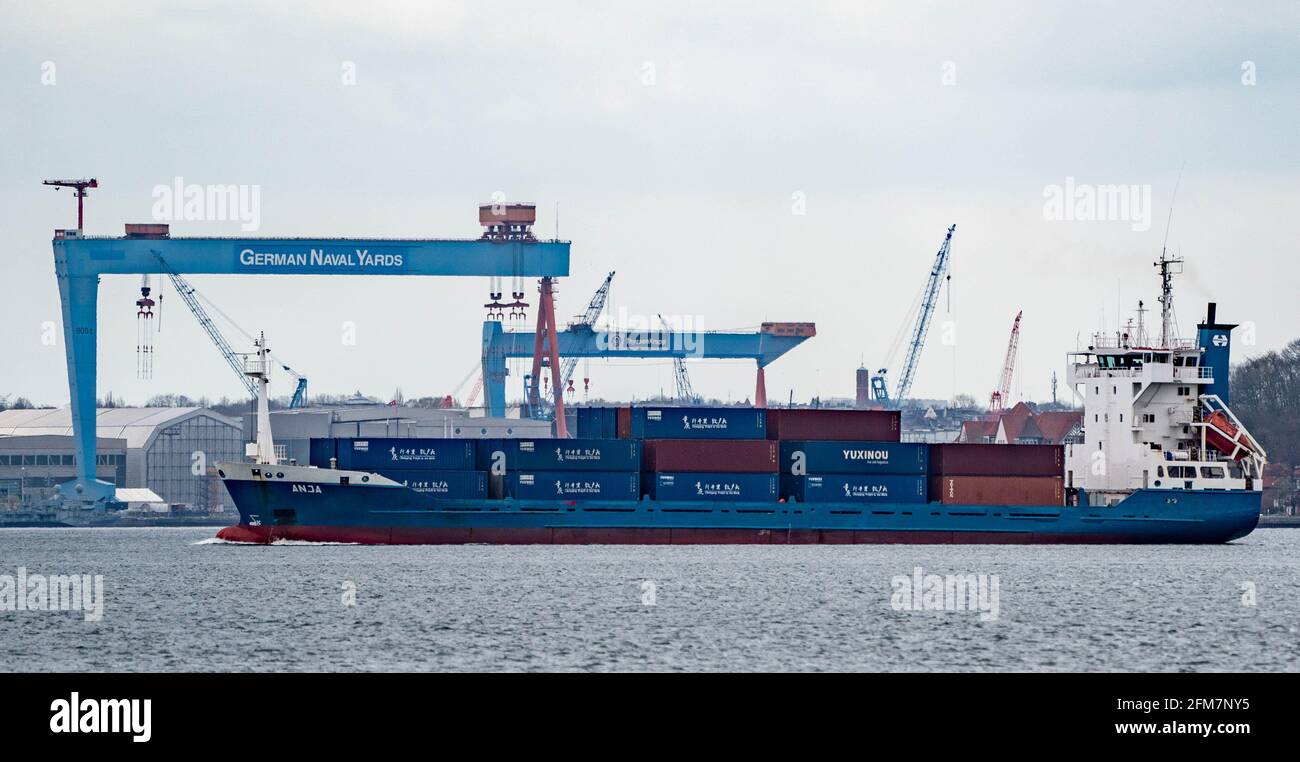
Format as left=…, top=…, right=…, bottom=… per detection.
left=558, top=271, right=615, bottom=390
left=989, top=310, right=1022, bottom=414
left=893, top=224, right=955, bottom=403
left=160, top=263, right=258, bottom=399
left=156, top=253, right=308, bottom=405
left=659, top=313, right=700, bottom=404
left=672, top=359, right=699, bottom=404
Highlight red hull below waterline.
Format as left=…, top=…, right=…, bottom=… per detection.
left=216, top=524, right=1144, bottom=546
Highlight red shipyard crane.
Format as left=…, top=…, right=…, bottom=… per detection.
left=988, top=310, right=1023, bottom=414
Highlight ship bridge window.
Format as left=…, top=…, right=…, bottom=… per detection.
left=1100, top=354, right=1145, bottom=370
left=1199, top=466, right=1226, bottom=479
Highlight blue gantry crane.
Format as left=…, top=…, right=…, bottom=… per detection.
left=49, top=200, right=571, bottom=502
left=482, top=321, right=814, bottom=418
left=871, top=224, right=955, bottom=406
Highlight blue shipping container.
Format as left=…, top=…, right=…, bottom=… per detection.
left=647, top=472, right=778, bottom=502
left=507, top=471, right=640, bottom=501
left=517, top=439, right=642, bottom=471
left=630, top=407, right=766, bottom=440
left=308, top=438, right=337, bottom=468
left=379, top=469, right=487, bottom=498
left=576, top=407, right=619, bottom=439
left=781, top=474, right=927, bottom=503
left=778, top=441, right=928, bottom=475
left=475, top=439, right=504, bottom=472
left=338, top=438, right=475, bottom=471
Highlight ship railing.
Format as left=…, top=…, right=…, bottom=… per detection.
left=1071, top=366, right=1142, bottom=379
left=1087, top=336, right=1198, bottom=350
left=1172, top=366, right=1214, bottom=381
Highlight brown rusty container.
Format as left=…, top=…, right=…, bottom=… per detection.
left=929, top=475, right=1064, bottom=506
left=928, top=443, right=1063, bottom=476
left=477, top=204, right=537, bottom=225
left=125, top=223, right=170, bottom=238
left=642, top=439, right=779, bottom=473
left=766, top=409, right=900, bottom=442
left=616, top=407, right=632, bottom=439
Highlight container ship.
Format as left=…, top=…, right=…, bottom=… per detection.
left=216, top=292, right=1267, bottom=545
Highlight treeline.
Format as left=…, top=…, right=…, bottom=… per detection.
left=1230, top=338, right=1300, bottom=465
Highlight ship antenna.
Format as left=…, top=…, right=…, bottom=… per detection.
left=1161, top=164, right=1183, bottom=256
left=1156, top=166, right=1185, bottom=348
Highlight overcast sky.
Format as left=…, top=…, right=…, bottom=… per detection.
left=2, top=1, right=1297, bottom=410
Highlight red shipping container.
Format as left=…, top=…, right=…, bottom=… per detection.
left=766, top=409, right=900, bottom=442
left=929, top=443, right=1062, bottom=476
left=616, top=407, right=632, bottom=439
left=642, top=439, right=779, bottom=473
left=929, top=475, right=1064, bottom=506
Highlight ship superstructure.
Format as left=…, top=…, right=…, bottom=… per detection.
left=1064, top=257, right=1265, bottom=505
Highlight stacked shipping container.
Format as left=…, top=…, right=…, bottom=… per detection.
left=778, top=440, right=929, bottom=504
left=309, top=438, right=485, bottom=498
left=640, top=409, right=773, bottom=501
left=478, top=438, right=640, bottom=501
left=307, top=408, right=1066, bottom=508
left=927, top=443, right=1064, bottom=506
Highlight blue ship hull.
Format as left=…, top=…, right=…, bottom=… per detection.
left=217, top=475, right=1261, bottom=544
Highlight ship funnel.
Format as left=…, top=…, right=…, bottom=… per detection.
left=1196, top=302, right=1237, bottom=404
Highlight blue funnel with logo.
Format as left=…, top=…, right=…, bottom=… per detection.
left=1196, top=302, right=1237, bottom=404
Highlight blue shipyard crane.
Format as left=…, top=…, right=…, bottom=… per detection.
left=871, top=224, right=955, bottom=406
left=48, top=198, right=570, bottom=502
left=482, top=321, right=815, bottom=418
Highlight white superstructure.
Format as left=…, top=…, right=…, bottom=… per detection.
left=1063, top=260, right=1265, bottom=506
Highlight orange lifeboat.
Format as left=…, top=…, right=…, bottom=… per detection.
left=1204, top=410, right=1257, bottom=460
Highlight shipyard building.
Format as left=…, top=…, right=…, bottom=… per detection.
left=0, top=407, right=242, bottom=510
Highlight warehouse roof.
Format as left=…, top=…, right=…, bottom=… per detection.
left=0, top=407, right=239, bottom=449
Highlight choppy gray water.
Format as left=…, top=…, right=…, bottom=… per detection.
left=1, top=527, right=1297, bottom=672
